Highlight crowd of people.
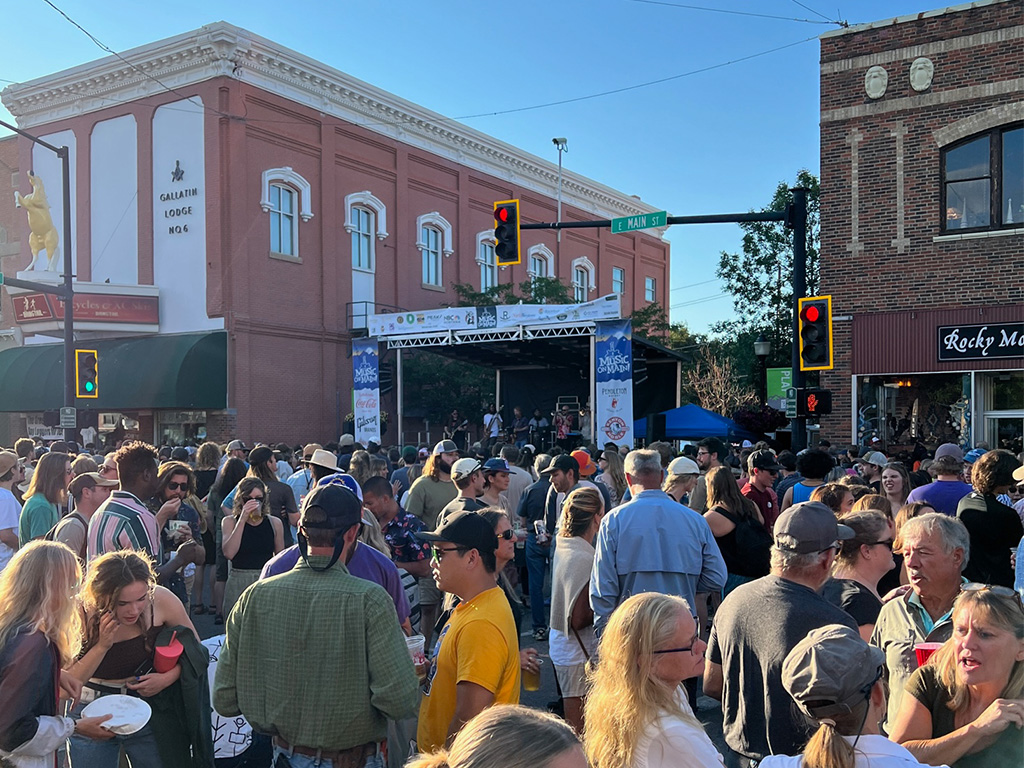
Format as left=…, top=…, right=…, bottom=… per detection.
left=0, top=430, right=1022, bottom=768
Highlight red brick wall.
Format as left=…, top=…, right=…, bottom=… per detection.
left=817, top=0, right=1024, bottom=440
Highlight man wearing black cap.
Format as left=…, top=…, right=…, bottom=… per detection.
left=742, top=449, right=783, bottom=531
left=215, top=483, right=419, bottom=768
left=416, top=511, right=520, bottom=752
left=704, top=501, right=858, bottom=764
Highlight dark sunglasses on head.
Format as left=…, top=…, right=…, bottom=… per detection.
left=167, top=481, right=189, bottom=491
left=963, top=582, right=1024, bottom=611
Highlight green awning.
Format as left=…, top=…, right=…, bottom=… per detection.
left=0, top=331, right=226, bottom=412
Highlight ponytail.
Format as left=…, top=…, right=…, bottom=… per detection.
left=802, top=719, right=856, bottom=768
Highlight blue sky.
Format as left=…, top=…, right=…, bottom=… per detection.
left=1, top=0, right=946, bottom=332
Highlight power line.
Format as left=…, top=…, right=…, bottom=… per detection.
left=790, top=0, right=833, bottom=22
left=629, top=0, right=838, bottom=25
left=670, top=292, right=729, bottom=309
left=670, top=277, right=719, bottom=293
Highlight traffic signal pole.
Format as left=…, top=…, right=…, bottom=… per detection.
left=789, top=187, right=809, bottom=452
left=0, top=118, right=77, bottom=442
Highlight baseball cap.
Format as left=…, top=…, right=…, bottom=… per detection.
left=483, top=457, right=511, bottom=474
left=170, top=447, right=189, bottom=462
left=570, top=450, right=596, bottom=477
left=300, top=483, right=363, bottom=530
left=741, top=439, right=754, bottom=449
left=402, top=446, right=418, bottom=463
left=541, top=454, right=580, bottom=476
left=433, top=439, right=458, bottom=455
left=774, top=501, right=855, bottom=554
left=226, top=440, right=247, bottom=452
left=748, top=449, right=783, bottom=473
left=933, top=443, right=964, bottom=462
left=451, top=457, right=483, bottom=481
left=416, top=510, right=498, bottom=554
left=668, top=456, right=700, bottom=475
left=68, top=471, right=119, bottom=499
left=782, top=624, right=885, bottom=721
left=0, top=451, right=20, bottom=477
left=418, top=447, right=430, bottom=459
left=315, top=472, right=364, bottom=503
left=964, top=448, right=986, bottom=464
left=248, top=446, right=274, bottom=466
left=339, top=434, right=355, bottom=447
left=856, top=451, right=887, bottom=468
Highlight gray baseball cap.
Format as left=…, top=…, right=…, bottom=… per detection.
left=933, top=443, right=964, bottom=462
left=782, top=624, right=885, bottom=720
left=774, top=501, right=855, bottom=554
left=856, top=450, right=887, bottom=468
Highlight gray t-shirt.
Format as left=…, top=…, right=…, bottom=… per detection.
left=707, top=574, right=858, bottom=760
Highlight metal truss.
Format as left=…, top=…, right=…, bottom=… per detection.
left=382, top=322, right=595, bottom=349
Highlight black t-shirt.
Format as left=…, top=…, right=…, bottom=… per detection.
left=957, top=492, right=1023, bottom=588
left=821, top=577, right=882, bottom=626
left=708, top=575, right=858, bottom=760
left=439, top=495, right=485, bottom=526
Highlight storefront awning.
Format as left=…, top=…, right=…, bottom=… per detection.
left=0, top=331, right=227, bottom=412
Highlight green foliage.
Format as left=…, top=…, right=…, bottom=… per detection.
left=450, top=277, right=573, bottom=307
left=713, top=170, right=820, bottom=370
left=629, top=302, right=671, bottom=341
left=401, top=351, right=494, bottom=426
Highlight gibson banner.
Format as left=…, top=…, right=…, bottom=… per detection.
left=352, top=338, right=381, bottom=445
left=595, top=318, right=634, bottom=447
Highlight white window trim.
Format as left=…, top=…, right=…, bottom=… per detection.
left=612, top=266, right=626, bottom=295
left=645, top=276, right=657, bottom=303
left=415, top=212, right=454, bottom=258
left=344, top=191, right=389, bottom=239
left=571, top=256, right=597, bottom=293
left=526, top=243, right=554, bottom=278
left=266, top=183, right=300, bottom=260
left=476, top=231, right=499, bottom=288
left=260, top=167, right=314, bottom=222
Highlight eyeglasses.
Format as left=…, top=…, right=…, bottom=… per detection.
left=431, top=546, right=468, bottom=564
left=100, top=465, right=117, bottom=474
left=697, top=451, right=709, bottom=457
left=167, top=481, right=189, bottom=491
left=870, top=539, right=894, bottom=550
left=962, top=582, right=1024, bottom=611
left=653, top=631, right=699, bottom=655
left=244, top=495, right=265, bottom=502
left=496, top=529, right=515, bottom=541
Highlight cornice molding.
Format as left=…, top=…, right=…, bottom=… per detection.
left=2, top=22, right=666, bottom=230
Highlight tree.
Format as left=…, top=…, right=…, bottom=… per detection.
left=629, top=302, right=671, bottom=341
left=450, top=276, right=573, bottom=307
left=401, top=351, right=494, bottom=427
left=713, top=170, right=820, bottom=370
left=683, top=347, right=757, bottom=416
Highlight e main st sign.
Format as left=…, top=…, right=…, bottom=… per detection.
left=611, top=211, right=667, bottom=234
left=938, top=322, right=1024, bottom=361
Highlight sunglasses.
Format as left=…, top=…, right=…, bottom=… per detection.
left=431, top=546, right=468, bottom=564
left=962, top=582, right=1024, bottom=611
left=244, top=495, right=265, bottom=502
left=167, top=481, right=189, bottom=491
left=870, top=539, right=895, bottom=550
left=497, top=529, right=515, bottom=541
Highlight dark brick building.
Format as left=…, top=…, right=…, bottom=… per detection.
left=818, top=0, right=1022, bottom=453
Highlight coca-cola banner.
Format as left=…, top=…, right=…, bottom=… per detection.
left=367, top=294, right=621, bottom=337
left=352, top=337, right=381, bottom=445
left=594, top=318, right=634, bottom=447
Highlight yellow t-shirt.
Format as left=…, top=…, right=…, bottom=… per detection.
left=416, top=585, right=520, bottom=752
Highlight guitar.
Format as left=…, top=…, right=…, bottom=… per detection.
left=443, top=420, right=469, bottom=439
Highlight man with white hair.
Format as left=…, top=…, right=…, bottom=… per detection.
left=590, top=449, right=726, bottom=637
left=871, top=512, right=970, bottom=730
left=704, top=501, right=857, bottom=764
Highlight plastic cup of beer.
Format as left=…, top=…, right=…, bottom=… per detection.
left=914, top=642, right=943, bottom=666
left=523, top=657, right=543, bottom=691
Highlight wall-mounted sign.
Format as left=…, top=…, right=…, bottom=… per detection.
left=13, top=292, right=160, bottom=325
left=937, top=322, right=1024, bottom=361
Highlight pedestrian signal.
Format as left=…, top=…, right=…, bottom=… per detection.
left=797, top=388, right=833, bottom=417
left=798, top=296, right=833, bottom=371
left=76, top=349, right=99, bottom=399
left=493, top=199, right=521, bottom=266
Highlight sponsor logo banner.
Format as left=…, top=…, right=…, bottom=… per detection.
left=352, top=337, right=381, bottom=445
left=595, top=318, right=633, bottom=446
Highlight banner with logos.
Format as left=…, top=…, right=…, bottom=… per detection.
left=352, top=338, right=381, bottom=445
left=594, top=318, right=634, bottom=446
left=368, top=294, right=621, bottom=337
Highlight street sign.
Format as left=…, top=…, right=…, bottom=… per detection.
left=59, top=406, right=77, bottom=429
left=0, top=272, right=4, bottom=285
left=611, top=211, right=667, bottom=234
left=785, top=386, right=798, bottom=419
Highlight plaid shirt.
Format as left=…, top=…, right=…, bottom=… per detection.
left=213, top=555, right=419, bottom=750
left=382, top=507, right=431, bottom=566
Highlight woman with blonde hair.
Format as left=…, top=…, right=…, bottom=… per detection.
left=663, top=456, right=701, bottom=506
left=17, top=451, right=71, bottom=544
left=347, top=450, right=372, bottom=489
left=0, top=542, right=114, bottom=767
left=550, top=486, right=604, bottom=732
left=584, top=592, right=723, bottom=768
left=221, top=477, right=284, bottom=615
left=890, top=584, right=1024, bottom=767
left=596, top=450, right=628, bottom=508
left=407, top=704, right=585, bottom=768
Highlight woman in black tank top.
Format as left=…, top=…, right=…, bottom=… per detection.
left=221, top=478, right=284, bottom=616
left=68, top=550, right=198, bottom=767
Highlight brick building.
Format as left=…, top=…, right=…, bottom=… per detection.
left=0, top=22, right=669, bottom=447
left=818, top=0, right=1022, bottom=453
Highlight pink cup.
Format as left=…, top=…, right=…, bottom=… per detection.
left=153, top=635, right=183, bottom=673
left=914, top=642, right=943, bottom=667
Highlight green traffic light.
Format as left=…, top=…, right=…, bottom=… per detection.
left=85, top=382, right=94, bottom=392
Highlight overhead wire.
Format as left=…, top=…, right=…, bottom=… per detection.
left=629, top=0, right=840, bottom=25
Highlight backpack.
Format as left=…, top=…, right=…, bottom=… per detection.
left=712, top=505, right=772, bottom=578
left=44, top=512, right=88, bottom=560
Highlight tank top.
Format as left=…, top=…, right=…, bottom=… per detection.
left=791, top=482, right=819, bottom=505
left=89, top=602, right=161, bottom=680
left=231, top=516, right=276, bottom=570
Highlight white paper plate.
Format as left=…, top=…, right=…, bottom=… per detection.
left=81, top=694, right=152, bottom=735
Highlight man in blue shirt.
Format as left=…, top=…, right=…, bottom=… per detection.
left=590, top=448, right=727, bottom=637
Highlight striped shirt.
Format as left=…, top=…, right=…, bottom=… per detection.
left=87, top=491, right=161, bottom=562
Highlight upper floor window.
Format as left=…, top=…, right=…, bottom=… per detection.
left=612, top=267, right=626, bottom=295
left=350, top=207, right=374, bottom=271
left=345, top=190, right=388, bottom=272
left=422, top=226, right=442, bottom=286
left=645, top=277, right=656, bottom=303
left=942, top=125, right=1023, bottom=231
left=527, top=244, right=554, bottom=281
left=268, top=184, right=297, bottom=256
left=476, top=232, right=498, bottom=291
left=571, top=256, right=595, bottom=303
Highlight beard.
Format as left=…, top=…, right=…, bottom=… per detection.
left=437, top=458, right=453, bottom=474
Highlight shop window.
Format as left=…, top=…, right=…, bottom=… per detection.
left=612, top=267, right=625, bottom=295
left=942, top=125, right=1023, bottom=231
left=645, top=276, right=656, bottom=303
left=856, top=373, right=971, bottom=450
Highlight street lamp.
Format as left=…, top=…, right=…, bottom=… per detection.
left=552, top=137, right=567, bottom=243
left=754, top=332, right=771, bottom=406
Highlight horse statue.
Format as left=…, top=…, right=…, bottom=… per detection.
left=14, top=170, right=61, bottom=272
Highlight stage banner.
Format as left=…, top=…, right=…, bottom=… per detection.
left=595, top=318, right=633, bottom=447
left=352, top=337, right=381, bottom=445
left=368, top=294, right=621, bottom=337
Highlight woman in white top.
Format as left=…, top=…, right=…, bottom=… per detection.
left=549, top=487, right=604, bottom=733
left=759, top=624, right=947, bottom=768
left=583, top=592, right=724, bottom=768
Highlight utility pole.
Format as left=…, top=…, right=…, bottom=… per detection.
left=0, top=118, right=77, bottom=442
left=789, top=187, right=809, bottom=451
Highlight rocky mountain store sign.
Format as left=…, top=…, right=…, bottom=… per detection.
left=937, top=322, right=1024, bottom=361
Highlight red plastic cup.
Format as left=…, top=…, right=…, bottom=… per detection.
left=153, top=633, right=183, bottom=673
left=914, top=642, right=943, bottom=666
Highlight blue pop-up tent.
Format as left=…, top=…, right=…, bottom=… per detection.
left=634, top=403, right=760, bottom=442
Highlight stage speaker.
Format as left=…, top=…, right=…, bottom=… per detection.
left=646, top=412, right=666, bottom=443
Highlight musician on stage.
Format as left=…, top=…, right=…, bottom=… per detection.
left=554, top=404, right=576, bottom=451
left=482, top=403, right=503, bottom=453
left=444, top=409, right=468, bottom=450
left=511, top=406, right=530, bottom=449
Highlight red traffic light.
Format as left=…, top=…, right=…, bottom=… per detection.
left=495, top=207, right=509, bottom=223
left=801, top=305, right=820, bottom=323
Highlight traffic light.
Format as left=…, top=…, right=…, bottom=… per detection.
left=797, top=388, right=833, bottom=417
left=76, top=349, right=99, bottom=399
left=798, top=295, right=833, bottom=371
left=493, top=199, right=521, bottom=266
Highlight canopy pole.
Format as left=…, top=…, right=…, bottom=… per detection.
left=396, top=348, right=404, bottom=446
left=589, top=333, right=596, bottom=444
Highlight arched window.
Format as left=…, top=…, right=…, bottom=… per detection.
left=476, top=231, right=498, bottom=291
left=941, top=125, right=1022, bottom=231
left=526, top=244, right=554, bottom=280
left=260, top=167, right=313, bottom=259
left=571, top=256, right=596, bottom=302
left=345, top=191, right=388, bottom=272
left=416, top=212, right=453, bottom=288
